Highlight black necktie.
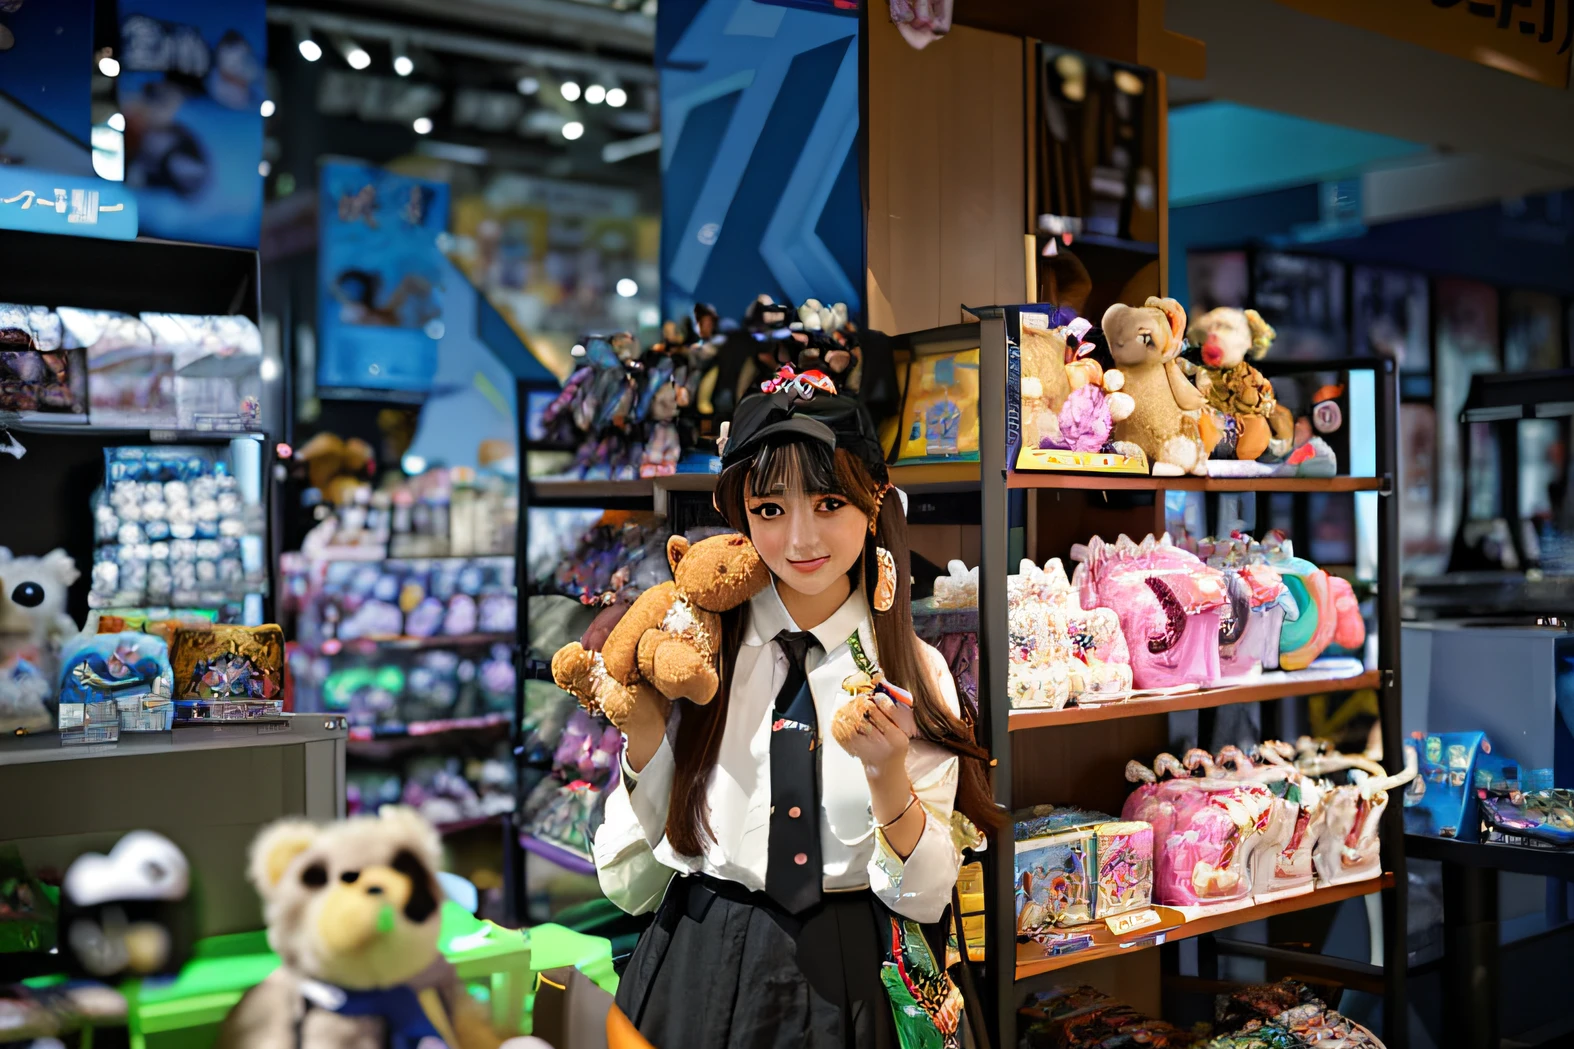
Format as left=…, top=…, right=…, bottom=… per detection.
left=766, top=629, right=822, bottom=914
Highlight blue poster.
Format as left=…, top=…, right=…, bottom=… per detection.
left=0, top=0, right=94, bottom=175
left=657, top=0, right=863, bottom=323
left=117, top=0, right=265, bottom=247
left=0, top=165, right=137, bottom=239
left=317, top=162, right=449, bottom=395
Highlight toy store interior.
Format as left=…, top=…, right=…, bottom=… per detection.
left=1, top=1, right=1572, bottom=1048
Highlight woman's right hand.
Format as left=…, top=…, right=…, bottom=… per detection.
left=620, top=684, right=673, bottom=775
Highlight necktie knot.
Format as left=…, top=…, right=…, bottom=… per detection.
left=774, top=629, right=816, bottom=671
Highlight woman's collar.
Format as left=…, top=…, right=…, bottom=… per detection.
left=742, top=577, right=870, bottom=651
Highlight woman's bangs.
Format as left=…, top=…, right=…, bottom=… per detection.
left=747, top=438, right=842, bottom=499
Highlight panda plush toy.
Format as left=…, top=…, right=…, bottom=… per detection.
left=219, top=806, right=539, bottom=1049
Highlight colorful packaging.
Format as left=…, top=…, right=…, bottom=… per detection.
left=0, top=303, right=86, bottom=420
left=894, top=348, right=979, bottom=463
left=1009, top=558, right=1131, bottom=710
left=57, top=630, right=174, bottom=733
left=169, top=624, right=284, bottom=721
left=1402, top=730, right=1515, bottom=841
left=1014, top=806, right=1154, bottom=937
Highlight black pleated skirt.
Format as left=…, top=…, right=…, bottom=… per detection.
left=615, top=875, right=898, bottom=1049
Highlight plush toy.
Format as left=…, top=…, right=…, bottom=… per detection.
left=550, top=643, right=669, bottom=732
left=1018, top=320, right=1135, bottom=457
left=295, top=433, right=376, bottom=506
left=1185, top=308, right=1294, bottom=462
left=59, top=831, right=193, bottom=980
left=219, top=807, right=524, bottom=1049
left=0, top=547, right=82, bottom=734
left=557, top=533, right=770, bottom=713
left=1102, top=298, right=1214, bottom=476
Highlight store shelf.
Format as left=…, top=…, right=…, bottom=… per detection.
left=1015, top=874, right=1393, bottom=980
left=528, top=477, right=653, bottom=501
left=528, top=461, right=985, bottom=504
left=519, top=832, right=597, bottom=875
left=1404, top=834, right=1574, bottom=879
left=1007, top=473, right=1387, bottom=493
left=302, top=632, right=515, bottom=656
left=1008, top=668, right=1380, bottom=730
left=0, top=418, right=268, bottom=442
left=0, top=714, right=347, bottom=767
left=435, top=813, right=507, bottom=835
left=347, top=712, right=512, bottom=743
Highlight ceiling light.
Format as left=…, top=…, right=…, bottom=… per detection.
left=517, top=75, right=540, bottom=95
left=560, top=81, right=581, bottom=102
left=393, top=54, right=414, bottom=77
left=298, top=37, right=322, bottom=62
left=606, top=87, right=628, bottom=108
left=413, top=116, right=433, bottom=135
left=571, top=344, right=586, bottom=357
left=106, top=112, right=125, bottom=132
left=98, top=55, right=120, bottom=77
left=616, top=278, right=638, bottom=298
left=401, top=454, right=428, bottom=476
left=260, top=99, right=275, bottom=118
left=346, top=46, right=371, bottom=70
left=585, top=84, right=606, bottom=105
left=562, top=120, right=585, bottom=140
left=258, top=160, right=271, bottom=177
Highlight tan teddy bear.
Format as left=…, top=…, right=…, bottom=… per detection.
left=219, top=806, right=517, bottom=1049
left=1103, top=297, right=1216, bottom=476
left=1184, top=307, right=1295, bottom=462
left=553, top=533, right=770, bottom=722
left=550, top=644, right=670, bottom=731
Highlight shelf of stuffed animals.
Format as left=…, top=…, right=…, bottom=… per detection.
left=1006, top=472, right=1387, bottom=493
left=1013, top=872, right=1393, bottom=980
left=1404, top=834, right=1574, bottom=880
left=1008, top=668, right=1381, bottom=730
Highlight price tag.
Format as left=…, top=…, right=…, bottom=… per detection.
left=1021, top=311, right=1051, bottom=331
left=1105, top=908, right=1161, bottom=937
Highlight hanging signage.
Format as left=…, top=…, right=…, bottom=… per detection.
left=1276, top=0, right=1571, bottom=88
left=0, top=165, right=137, bottom=240
left=117, top=0, right=266, bottom=247
left=0, top=0, right=94, bottom=175
left=317, top=162, right=450, bottom=396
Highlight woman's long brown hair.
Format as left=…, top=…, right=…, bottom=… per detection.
left=665, top=436, right=999, bottom=857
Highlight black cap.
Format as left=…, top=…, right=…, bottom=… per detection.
left=721, top=387, right=885, bottom=474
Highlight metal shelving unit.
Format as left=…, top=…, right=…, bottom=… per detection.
left=960, top=307, right=1408, bottom=1047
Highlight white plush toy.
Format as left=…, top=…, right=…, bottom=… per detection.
left=0, top=547, right=82, bottom=734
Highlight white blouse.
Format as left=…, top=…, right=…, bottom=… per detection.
left=592, top=581, right=965, bottom=923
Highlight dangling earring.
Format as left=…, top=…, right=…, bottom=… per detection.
left=873, top=546, right=897, bottom=613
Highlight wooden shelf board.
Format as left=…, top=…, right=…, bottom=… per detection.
left=1015, top=874, right=1393, bottom=980
left=1008, top=670, right=1380, bottom=730
left=1008, top=473, right=1386, bottom=493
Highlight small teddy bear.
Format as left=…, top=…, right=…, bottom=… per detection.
left=0, top=547, right=82, bottom=734
left=1185, top=307, right=1294, bottom=462
left=219, top=807, right=526, bottom=1049
left=550, top=644, right=671, bottom=732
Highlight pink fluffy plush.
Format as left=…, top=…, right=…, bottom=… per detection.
left=1040, top=384, right=1111, bottom=453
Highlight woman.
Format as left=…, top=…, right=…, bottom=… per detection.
left=593, top=385, right=995, bottom=1049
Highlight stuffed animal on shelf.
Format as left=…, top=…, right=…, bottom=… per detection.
left=218, top=807, right=529, bottom=1049
left=295, top=433, right=376, bottom=507
left=1018, top=318, right=1137, bottom=458
left=557, top=533, right=770, bottom=709
left=0, top=547, right=82, bottom=734
left=1185, top=308, right=1294, bottom=462
left=1102, top=298, right=1215, bottom=476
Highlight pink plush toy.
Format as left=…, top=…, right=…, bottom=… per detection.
left=1073, top=534, right=1228, bottom=690
left=1198, top=536, right=1292, bottom=682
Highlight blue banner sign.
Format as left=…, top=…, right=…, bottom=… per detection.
left=0, top=166, right=138, bottom=240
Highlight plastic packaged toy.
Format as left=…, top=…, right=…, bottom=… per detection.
left=168, top=624, right=284, bottom=721
left=57, top=630, right=174, bottom=732
left=1478, top=785, right=1574, bottom=847
left=0, top=303, right=86, bottom=420
left=1403, top=730, right=1516, bottom=841
left=1009, top=558, right=1131, bottom=709
left=1014, top=806, right=1153, bottom=936
left=1196, top=535, right=1291, bottom=680
left=142, top=313, right=263, bottom=432
left=1073, top=534, right=1228, bottom=690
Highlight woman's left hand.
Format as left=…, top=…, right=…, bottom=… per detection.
left=841, top=692, right=910, bottom=779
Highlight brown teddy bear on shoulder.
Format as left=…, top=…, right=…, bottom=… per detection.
left=552, top=533, right=769, bottom=726
left=218, top=807, right=525, bottom=1049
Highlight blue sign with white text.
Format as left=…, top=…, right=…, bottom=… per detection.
left=0, top=166, right=138, bottom=240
